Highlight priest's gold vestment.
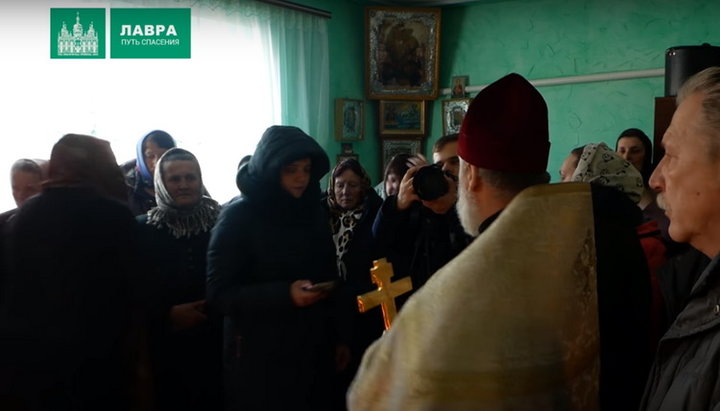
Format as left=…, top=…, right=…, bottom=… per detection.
left=348, top=183, right=600, bottom=410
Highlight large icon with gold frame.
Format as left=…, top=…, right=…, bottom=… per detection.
left=366, top=7, right=441, bottom=100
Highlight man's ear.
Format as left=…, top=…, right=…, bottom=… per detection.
left=466, top=164, right=482, bottom=193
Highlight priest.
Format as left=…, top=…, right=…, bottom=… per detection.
left=349, top=73, right=651, bottom=410
left=348, top=73, right=601, bottom=410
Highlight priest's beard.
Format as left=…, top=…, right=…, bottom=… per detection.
left=457, top=181, right=482, bottom=237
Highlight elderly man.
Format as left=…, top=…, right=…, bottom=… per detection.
left=640, top=66, right=720, bottom=410
left=350, top=74, right=603, bottom=410
left=0, top=159, right=48, bottom=226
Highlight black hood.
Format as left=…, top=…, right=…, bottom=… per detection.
left=237, top=126, right=329, bottom=210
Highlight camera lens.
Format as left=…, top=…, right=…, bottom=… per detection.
left=413, top=165, right=448, bottom=201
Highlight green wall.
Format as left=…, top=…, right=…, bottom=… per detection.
left=300, top=0, right=720, bottom=183
left=297, top=0, right=382, bottom=183
left=437, top=0, right=720, bottom=181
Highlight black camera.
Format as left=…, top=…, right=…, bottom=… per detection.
left=413, top=164, right=450, bottom=201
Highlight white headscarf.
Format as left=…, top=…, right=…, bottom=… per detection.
left=146, top=148, right=220, bottom=238
left=571, top=142, right=644, bottom=203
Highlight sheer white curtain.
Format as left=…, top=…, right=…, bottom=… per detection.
left=0, top=0, right=287, bottom=209
left=253, top=4, right=330, bottom=146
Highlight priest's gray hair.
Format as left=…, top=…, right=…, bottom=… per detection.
left=677, top=66, right=720, bottom=160
left=476, top=168, right=550, bottom=195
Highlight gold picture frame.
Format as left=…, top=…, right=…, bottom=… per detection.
left=366, top=7, right=442, bottom=100
left=378, top=100, right=426, bottom=136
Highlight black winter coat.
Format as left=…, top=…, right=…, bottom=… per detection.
left=323, top=190, right=385, bottom=351
left=206, top=126, right=338, bottom=411
left=590, top=184, right=653, bottom=411
left=0, top=187, right=139, bottom=411
left=136, top=215, right=223, bottom=411
left=372, top=195, right=472, bottom=305
left=322, top=190, right=385, bottom=409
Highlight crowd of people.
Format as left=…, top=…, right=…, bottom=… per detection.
left=0, top=67, right=719, bottom=411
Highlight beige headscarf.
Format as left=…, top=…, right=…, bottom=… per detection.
left=571, top=142, right=644, bottom=204
left=146, top=148, right=220, bottom=239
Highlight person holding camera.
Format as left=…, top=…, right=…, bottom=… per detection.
left=372, top=134, right=472, bottom=302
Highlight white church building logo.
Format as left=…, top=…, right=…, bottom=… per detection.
left=57, top=12, right=99, bottom=56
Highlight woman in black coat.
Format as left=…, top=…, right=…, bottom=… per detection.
left=136, top=148, right=223, bottom=411
left=207, top=126, right=341, bottom=411
left=0, top=134, right=138, bottom=411
left=321, top=158, right=384, bottom=410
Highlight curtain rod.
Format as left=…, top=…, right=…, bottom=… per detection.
left=255, top=0, right=332, bottom=19
left=442, top=68, right=665, bottom=95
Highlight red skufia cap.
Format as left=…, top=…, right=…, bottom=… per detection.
left=458, top=73, right=550, bottom=173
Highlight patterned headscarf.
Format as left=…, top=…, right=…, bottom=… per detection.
left=571, top=142, right=644, bottom=204
left=326, top=158, right=372, bottom=279
left=146, top=148, right=220, bottom=238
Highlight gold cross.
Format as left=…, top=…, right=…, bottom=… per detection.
left=357, top=258, right=413, bottom=330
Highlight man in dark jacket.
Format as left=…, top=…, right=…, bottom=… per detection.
left=640, top=67, right=720, bottom=410
left=372, top=134, right=472, bottom=302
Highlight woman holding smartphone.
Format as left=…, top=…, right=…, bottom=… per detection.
left=207, top=126, right=342, bottom=411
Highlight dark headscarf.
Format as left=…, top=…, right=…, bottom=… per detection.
left=135, top=130, right=176, bottom=187
left=146, top=148, right=220, bottom=239
left=44, top=133, right=127, bottom=202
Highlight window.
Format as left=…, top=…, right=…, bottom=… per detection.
left=0, top=1, right=281, bottom=210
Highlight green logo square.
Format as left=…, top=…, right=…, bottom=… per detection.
left=110, top=9, right=191, bottom=59
left=51, top=8, right=106, bottom=59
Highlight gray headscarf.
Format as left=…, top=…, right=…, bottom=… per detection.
left=146, top=148, right=220, bottom=238
left=571, top=142, right=644, bottom=204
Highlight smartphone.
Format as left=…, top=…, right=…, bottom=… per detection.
left=302, top=280, right=337, bottom=292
